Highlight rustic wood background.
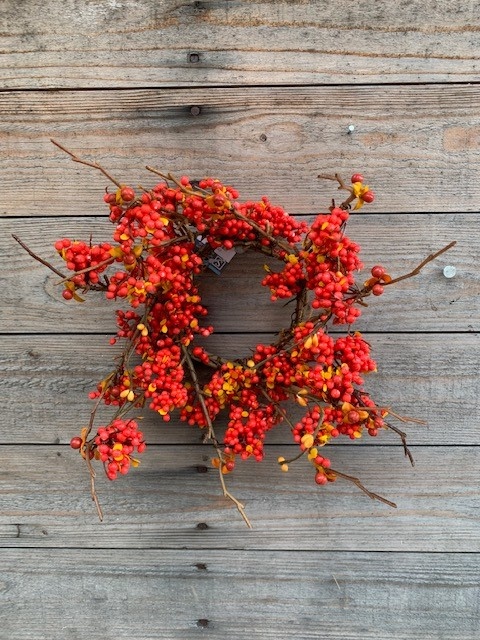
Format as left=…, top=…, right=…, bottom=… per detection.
left=1, top=1, right=479, bottom=638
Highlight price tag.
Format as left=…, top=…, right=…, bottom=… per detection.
left=196, top=237, right=236, bottom=275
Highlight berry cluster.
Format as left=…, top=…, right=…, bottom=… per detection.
left=10, top=139, right=453, bottom=524
left=21, top=150, right=447, bottom=524
left=58, top=169, right=392, bottom=494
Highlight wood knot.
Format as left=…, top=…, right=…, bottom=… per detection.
left=196, top=465, right=208, bottom=473
left=196, top=619, right=210, bottom=628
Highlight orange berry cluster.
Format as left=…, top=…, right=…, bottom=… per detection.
left=60, top=171, right=392, bottom=493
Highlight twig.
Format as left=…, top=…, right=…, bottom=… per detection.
left=388, top=410, right=426, bottom=426
left=385, top=241, right=456, bottom=286
left=50, top=139, right=122, bottom=188
left=231, top=208, right=299, bottom=256
left=12, top=234, right=67, bottom=279
left=330, top=468, right=397, bottom=508
left=317, top=173, right=356, bottom=208
left=385, top=421, right=415, bottom=466
left=293, top=287, right=308, bottom=325
left=181, top=344, right=215, bottom=441
left=85, top=444, right=104, bottom=522
left=145, top=167, right=207, bottom=198
left=55, top=256, right=115, bottom=285
left=83, top=389, right=108, bottom=521
left=181, top=345, right=252, bottom=528
left=260, top=388, right=297, bottom=434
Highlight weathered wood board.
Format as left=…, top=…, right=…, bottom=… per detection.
left=3, top=0, right=480, bottom=88
left=3, top=214, right=475, bottom=332
left=2, top=85, right=480, bottom=215
left=1, top=0, right=479, bottom=638
left=1, top=333, right=478, bottom=445
left=1, top=550, right=478, bottom=640
left=0, top=445, right=478, bottom=552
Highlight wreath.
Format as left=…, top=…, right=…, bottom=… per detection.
left=15, top=141, right=454, bottom=526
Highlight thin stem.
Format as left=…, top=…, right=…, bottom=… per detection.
left=181, top=345, right=252, bottom=528
left=83, top=389, right=108, bottom=521
left=388, top=410, right=426, bottom=426
left=385, top=241, right=456, bottom=286
left=50, top=139, right=122, bottom=188
left=384, top=421, right=415, bottom=466
left=145, top=167, right=206, bottom=198
left=293, top=287, right=308, bottom=325
left=12, top=234, right=67, bottom=279
left=317, top=173, right=356, bottom=208
left=232, top=209, right=299, bottom=256
left=260, top=388, right=297, bottom=434
left=181, top=344, right=214, bottom=441
left=56, top=256, right=115, bottom=285
left=330, top=468, right=397, bottom=508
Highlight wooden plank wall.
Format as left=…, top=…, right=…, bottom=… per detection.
left=1, top=1, right=479, bottom=638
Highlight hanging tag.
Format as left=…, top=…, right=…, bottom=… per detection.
left=196, top=236, right=236, bottom=275
left=205, top=245, right=236, bottom=275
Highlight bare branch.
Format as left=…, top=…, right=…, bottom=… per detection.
left=330, top=468, right=397, bottom=508
left=386, top=241, right=456, bottom=286
left=181, top=345, right=252, bottom=528
left=51, top=139, right=122, bottom=188
left=385, top=422, right=415, bottom=467
left=12, top=234, right=67, bottom=279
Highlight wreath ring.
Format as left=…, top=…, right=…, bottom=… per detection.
left=14, top=141, right=454, bottom=526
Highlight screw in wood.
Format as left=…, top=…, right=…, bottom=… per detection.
left=443, top=265, right=456, bottom=278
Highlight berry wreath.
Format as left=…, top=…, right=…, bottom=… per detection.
left=14, top=141, right=454, bottom=527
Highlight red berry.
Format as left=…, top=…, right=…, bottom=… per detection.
left=120, top=187, right=135, bottom=202
left=372, top=284, right=384, bottom=296
left=315, top=472, right=328, bottom=485
left=371, top=265, right=386, bottom=279
left=70, top=436, right=83, bottom=450
left=62, top=289, right=74, bottom=300
left=347, top=410, right=360, bottom=423
left=351, top=173, right=364, bottom=183
left=361, top=190, right=375, bottom=203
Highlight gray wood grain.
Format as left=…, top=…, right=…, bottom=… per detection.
left=0, top=549, right=478, bottom=640
left=1, top=333, right=478, bottom=446
left=2, top=85, right=480, bottom=215
left=0, top=445, right=477, bottom=551
left=3, top=2, right=480, bottom=637
left=3, top=214, right=473, bottom=333
left=3, top=0, right=480, bottom=89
